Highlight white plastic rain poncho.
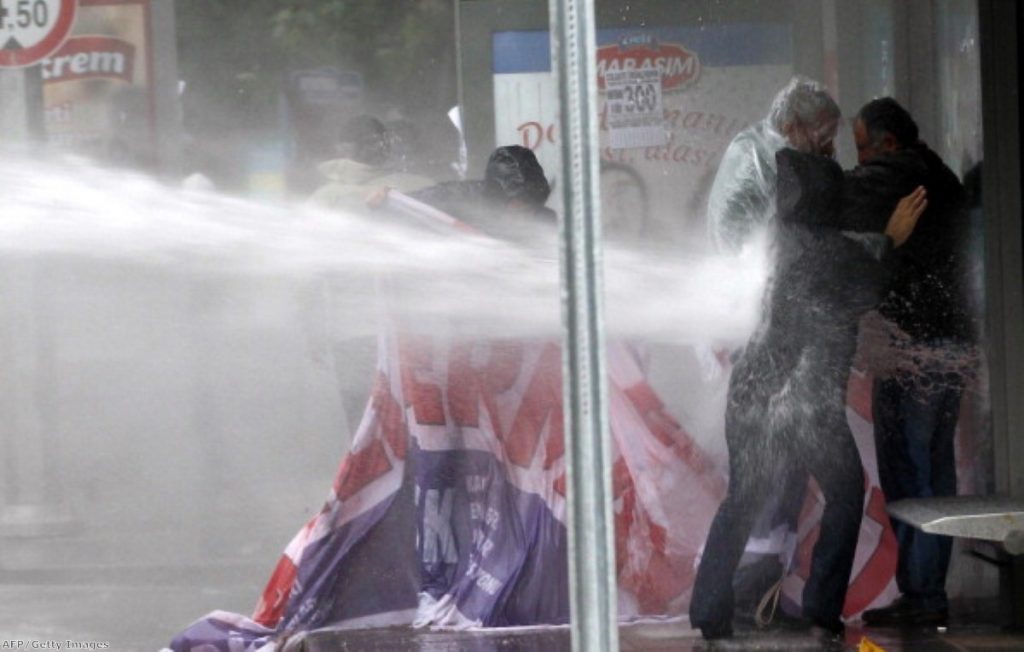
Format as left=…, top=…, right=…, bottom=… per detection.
left=308, top=158, right=435, bottom=213
left=706, top=119, right=787, bottom=253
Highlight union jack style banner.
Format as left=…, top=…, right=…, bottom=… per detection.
left=166, top=337, right=904, bottom=652
left=166, top=198, right=903, bottom=651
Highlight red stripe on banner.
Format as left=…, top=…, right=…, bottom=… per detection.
left=635, top=548, right=693, bottom=614
left=623, top=382, right=676, bottom=448
left=676, top=437, right=727, bottom=499
left=648, top=519, right=667, bottom=555
left=624, top=380, right=726, bottom=498
left=553, top=472, right=566, bottom=496
left=333, top=439, right=393, bottom=501
left=252, top=555, right=299, bottom=627
left=615, top=492, right=691, bottom=614
left=842, top=487, right=898, bottom=617
left=399, top=337, right=446, bottom=426
left=542, top=404, right=565, bottom=469
left=504, top=344, right=561, bottom=467
left=372, top=372, right=409, bottom=460
left=612, top=457, right=633, bottom=498
left=447, top=340, right=524, bottom=436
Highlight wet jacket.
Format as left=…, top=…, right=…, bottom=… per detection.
left=841, top=143, right=973, bottom=342
left=730, top=149, right=893, bottom=428
left=410, top=180, right=557, bottom=243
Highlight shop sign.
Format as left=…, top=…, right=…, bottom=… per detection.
left=596, top=35, right=700, bottom=92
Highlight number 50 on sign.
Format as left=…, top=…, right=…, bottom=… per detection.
left=0, top=0, right=76, bottom=68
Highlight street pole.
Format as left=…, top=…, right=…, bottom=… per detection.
left=549, top=0, right=618, bottom=650
left=0, top=63, right=74, bottom=538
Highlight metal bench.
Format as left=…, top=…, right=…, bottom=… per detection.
left=887, top=495, right=1024, bottom=628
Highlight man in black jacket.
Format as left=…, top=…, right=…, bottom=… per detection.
left=689, top=148, right=925, bottom=643
left=845, top=98, right=975, bottom=627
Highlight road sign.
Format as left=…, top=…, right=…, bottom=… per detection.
left=0, top=0, right=76, bottom=68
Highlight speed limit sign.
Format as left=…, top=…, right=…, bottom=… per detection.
left=0, top=0, right=76, bottom=68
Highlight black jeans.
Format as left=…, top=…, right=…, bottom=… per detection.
left=873, top=370, right=962, bottom=611
left=690, top=403, right=864, bottom=632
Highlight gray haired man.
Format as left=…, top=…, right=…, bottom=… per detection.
left=707, top=76, right=841, bottom=253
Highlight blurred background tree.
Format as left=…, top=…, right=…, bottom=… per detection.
left=174, top=0, right=458, bottom=192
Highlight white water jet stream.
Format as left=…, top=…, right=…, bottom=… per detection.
left=0, top=154, right=767, bottom=347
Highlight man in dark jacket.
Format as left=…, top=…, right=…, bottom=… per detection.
left=690, top=148, right=924, bottom=643
left=845, top=98, right=975, bottom=627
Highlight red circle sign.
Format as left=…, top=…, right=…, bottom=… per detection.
left=0, top=0, right=77, bottom=68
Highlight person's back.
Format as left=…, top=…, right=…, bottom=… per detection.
left=735, top=149, right=893, bottom=413
left=879, top=143, right=971, bottom=342
left=842, top=136, right=972, bottom=343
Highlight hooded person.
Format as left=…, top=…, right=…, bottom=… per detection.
left=689, top=148, right=926, bottom=643
left=407, top=144, right=555, bottom=240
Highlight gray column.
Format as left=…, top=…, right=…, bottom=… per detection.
left=549, top=0, right=618, bottom=650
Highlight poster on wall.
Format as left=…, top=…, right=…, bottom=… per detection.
left=41, top=0, right=154, bottom=167
left=492, top=25, right=793, bottom=244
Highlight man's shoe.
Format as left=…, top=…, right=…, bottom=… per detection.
left=862, top=596, right=948, bottom=627
left=808, top=624, right=845, bottom=650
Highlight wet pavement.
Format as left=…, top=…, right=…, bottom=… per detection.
left=1, top=576, right=1022, bottom=652
left=298, top=618, right=1024, bottom=651
left=0, top=573, right=261, bottom=651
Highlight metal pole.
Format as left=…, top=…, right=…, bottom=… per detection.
left=549, top=1, right=618, bottom=650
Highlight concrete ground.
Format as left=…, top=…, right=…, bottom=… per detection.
left=299, top=618, right=1024, bottom=652
left=1, top=572, right=1022, bottom=652
left=0, top=568, right=262, bottom=651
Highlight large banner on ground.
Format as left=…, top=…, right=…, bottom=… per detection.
left=164, top=336, right=903, bottom=652
left=166, top=335, right=726, bottom=651
left=492, top=25, right=794, bottom=243
left=164, top=202, right=902, bottom=652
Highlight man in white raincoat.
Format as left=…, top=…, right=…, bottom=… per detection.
left=707, top=76, right=841, bottom=254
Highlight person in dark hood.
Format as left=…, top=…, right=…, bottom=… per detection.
left=845, top=98, right=975, bottom=628
left=407, top=145, right=555, bottom=239
left=689, top=148, right=926, bottom=643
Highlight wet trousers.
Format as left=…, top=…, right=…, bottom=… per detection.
left=873, top=369, right=962, bottom=611
left=690, top=402, right=865, bottom=632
